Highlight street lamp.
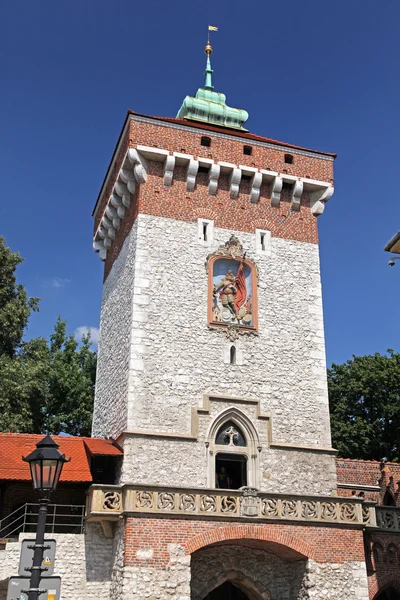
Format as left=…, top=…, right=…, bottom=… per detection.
left=23, top=435, right=69, bottom=600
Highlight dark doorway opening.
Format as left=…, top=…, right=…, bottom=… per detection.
left=375, top=588, right=400, bottom=600
left=204, top=581, right=250, bottom=599
left=215, top=454, right=247, bottom=489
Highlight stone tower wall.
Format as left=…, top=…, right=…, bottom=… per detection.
left=92, top=210, right=336, bottom=494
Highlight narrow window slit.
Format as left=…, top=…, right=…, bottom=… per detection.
left=203, top=222, right=208, bottom=242
left=260, top=232, right=266, bottom=251
left=230, top=345, right=236, bottom=365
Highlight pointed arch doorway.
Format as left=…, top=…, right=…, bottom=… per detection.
left=204, top=581, right=250, bottom=599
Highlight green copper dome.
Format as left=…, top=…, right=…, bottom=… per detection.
left=177, top=42, right=249, bottom=131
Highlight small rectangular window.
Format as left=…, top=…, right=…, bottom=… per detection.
left=284, top=153, right=294, bottom=164
left=243, top=145, right=252, bottom=156
left=198, top=218, right=214, bottom=245
left=256, top=228, right=271, bottom=255
left=201, top=136, right=211, bottom=147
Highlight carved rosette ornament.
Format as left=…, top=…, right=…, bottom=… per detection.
left=240, top=487, right=260, bottom=517
left=103, top=491, right=121, bottom=511
left=206, top=236, right=259, bottom=334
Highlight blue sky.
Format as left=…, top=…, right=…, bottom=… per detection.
left=1, top=0, right=399, bottom=366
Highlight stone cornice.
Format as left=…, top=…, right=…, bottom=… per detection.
left=92, top=143, right=334, bottom=261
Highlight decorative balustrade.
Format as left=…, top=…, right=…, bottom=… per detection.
left=376, top=507, right=400, bottom=532
left=86, top=485, right=377, bottom=528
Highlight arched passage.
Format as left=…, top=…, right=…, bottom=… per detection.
left=205, top=581, right=249, bottom=599
left=190, top=542, right=306, bottom=600
left=374, top=587, right=400, bottom=600
left=203, top=577, right=265, bottom=600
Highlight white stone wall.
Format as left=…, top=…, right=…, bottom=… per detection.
left=92, top=221, right=138, bottom=439
left=93, top=213, right=336, bottom=494
left=300, top=560, right=369, bottom=599
left=0, top=525, right=113, bottom=600
left=116, top=544, right=191, bottom=600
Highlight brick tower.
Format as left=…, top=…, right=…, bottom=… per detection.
left=88, top=38, right=371, bottom=600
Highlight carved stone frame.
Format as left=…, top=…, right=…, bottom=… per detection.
left=207, top=236, right=258, bottom=334
left=206, top=407, right=261, bottom=490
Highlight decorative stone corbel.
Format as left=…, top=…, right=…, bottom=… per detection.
left=105, top=205, right=120, bottom=230
left=93, top=240, right=104, bottom=252
left=127, top=149, right=148, bottom=184
left=114, top=181, right=130, bottom=209
left=116, top=205, right=125, bottom=219
left=186, top=159, right=199, bottom=192
left=250, top=172, right=262, bottom=204
left=309, top=185, right=334, bottom=217
left=208, top=163, right=220, bottom=196
left=163, top=155, right=175, bottom=186
left=290, top=179, right=303, bottom=211
left=229, top=168, right=242, bottom=199
left=270, top=175, right=283, bottom=207
left=120, top=168, right=136, bottom=194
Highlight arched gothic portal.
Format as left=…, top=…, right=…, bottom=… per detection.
left=204, top=581, right=250, bottom=599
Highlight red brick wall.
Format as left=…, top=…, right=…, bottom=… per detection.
left=124, top=517, right=365, bottom=568
left=128, top=118, right=334, bottom=183
left=366, top=532, right=400, bottom=599
left=336, top=459, right=400, bottom=506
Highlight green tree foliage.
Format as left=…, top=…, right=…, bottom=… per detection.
left=328, top=351, right=400, bottom=461
left=0, top=237, right=40, bottom=356
left=45, top=317, right=97, bottom=436
left=0, top=237, right=96, bottom=436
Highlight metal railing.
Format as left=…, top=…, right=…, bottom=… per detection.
left=0, top=503, right=85, bottom=540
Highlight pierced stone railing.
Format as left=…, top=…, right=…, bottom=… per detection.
left=376, top=507, right=400, bottom=532
left=86, top=484, right=377, bottom=528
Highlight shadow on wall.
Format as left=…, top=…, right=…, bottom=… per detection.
left=0, top=578, right=8, bottom=600
left=84, top=523, right=114, bottom=582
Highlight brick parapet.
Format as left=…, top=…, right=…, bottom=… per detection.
left=94, top=114, right=336, bottom=278
left=336, top=459, right=400, bottom=506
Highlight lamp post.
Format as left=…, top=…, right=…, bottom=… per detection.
left=23, top=435, right=69, bottom=600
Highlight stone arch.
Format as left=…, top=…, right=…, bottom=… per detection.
left=185, top=524, right=315, bottom=559
left=206, top=407, right=261, bottom=488
left=198, top=569, right=270, bottom=600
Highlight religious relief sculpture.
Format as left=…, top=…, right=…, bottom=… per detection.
left=207, top=236, right=258, bottom=332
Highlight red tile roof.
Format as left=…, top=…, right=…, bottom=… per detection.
left=83, top=437, right=122, bottom=456
left=0, top=434, right=122, bottom=483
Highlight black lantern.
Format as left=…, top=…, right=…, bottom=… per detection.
left=23, top=435, right=69, bottom=494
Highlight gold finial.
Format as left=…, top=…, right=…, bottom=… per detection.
left=205, top=25, right=217, bottom=55
left=205, top=41, right=213, bottom=55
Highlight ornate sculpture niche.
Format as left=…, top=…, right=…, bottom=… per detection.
left=206, top=236, right=258, bottom=334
